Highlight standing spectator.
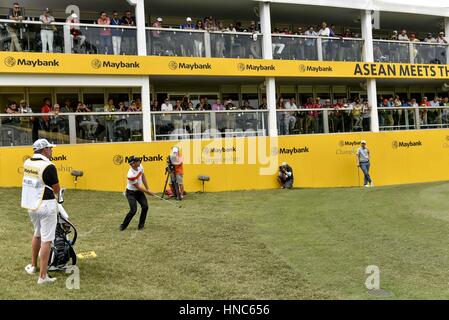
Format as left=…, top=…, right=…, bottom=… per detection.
left=409, top=33, right=420, bottom=62
left=214, top=21, right=226, bottom=57
left=352, top=98, right=363, bottom=131
left=98, top=12, right=112, bottom=55
left=180, top=96, right=189, bottom=111
left=151, top=17, right=164, bottom=55
left=330, top=99, right=344, bottom=132
left=420, top=97, right=430, bottom=126
left=7, top=2, right=23, bottom=52
left=41, top=98, right=52, bottom=131
left=193, top=20, right=204, bottom=57
left=356, top=140, right=373, bottom=187
left=110, top=11, right=123, bottom=55
left=104, top=98, right=116, bottom=141
left=122, top=11, right=136, bottom=55
left=39, top=8, right=55, bottom=53
left=174, top=100, right=183, bottom=111
left=304, top=26, right=317, bottom=60
left=284, top=98, right=298, bottom=134
left=180, top=17, right=195, bottom=57
left=317, top=22, right=331, bottom=59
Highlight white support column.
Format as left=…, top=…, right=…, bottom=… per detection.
left=259, top=1, right=273, bottom=60
left=141, top=76, right=152, bottom=142
left=266, top=78, right=278, bottom=137
left=127, top=0, right=147, bottom=56
left=259, top=1, right=277, bottom=137
left=361, top=10, right=378, bottom=132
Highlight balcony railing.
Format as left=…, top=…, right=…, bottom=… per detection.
left=0, top=112, right=143, bottom=146
left=374, top=39, right=449, bottom=64
left=151, top=110, right=269, bottom=140
left=0, top=19, right=137, bottom=55
left=272, top=35, right=363, bottom=61
left=378, top=106, right=449, bottom=130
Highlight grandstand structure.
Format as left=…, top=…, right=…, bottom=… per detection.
left=1, top=0, right=449, bottom=192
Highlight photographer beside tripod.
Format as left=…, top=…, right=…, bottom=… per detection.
left=166, top=147, right=185, bottom=200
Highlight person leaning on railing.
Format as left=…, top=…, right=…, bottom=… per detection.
left=7, top=2, right=23, bottom=52
left=121, top=11, right=136, bottom=55
left=39, top=8, right=55, bottom=53
left=419, top=97, right=430, bottom=126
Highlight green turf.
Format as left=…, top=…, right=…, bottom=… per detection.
left=1, top=182, right=449, bottom=299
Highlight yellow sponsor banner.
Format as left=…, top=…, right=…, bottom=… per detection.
left=1, top=131, right=449, bottom=192
left=1, top=51, right=449, bottom=79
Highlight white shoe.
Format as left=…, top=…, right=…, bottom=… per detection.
left=25, top=264, right=36, bottom=274
left=364, top=184, right=370, bottom=188
left=37, top=275, right=57, bottom=284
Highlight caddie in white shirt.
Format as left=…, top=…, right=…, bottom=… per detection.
left=21, top=139, right=63, bottom=284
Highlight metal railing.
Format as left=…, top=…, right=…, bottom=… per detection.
left=0, top=19, right=138, bottom=55
left=378, top=106, right=449, bottom=130
left=0, top=112, right=143, bottom=147
left=271, top=35, right=363, bottom=61
left=374, top=39, right=449, bottom=64
left=151, top=110, right=269, bottom=140
left=276, top=108, right=371, bottom=135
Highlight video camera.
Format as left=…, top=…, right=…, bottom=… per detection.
left=166, top=155, right=175, bottom=174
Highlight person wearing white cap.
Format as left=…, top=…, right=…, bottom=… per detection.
left=356, top=140, right=373, bottom=187
left=168, top=146, right=185, bottom=199
left=278, top=162, right=294, bottom=189
left=21, top=139, right=62, bottom=284
left=180, top=17, right=195, bottom=56
left=66, top=11, right=86, bottom=52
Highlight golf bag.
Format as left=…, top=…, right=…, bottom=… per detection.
left=48, top=203, right=78, bottom=271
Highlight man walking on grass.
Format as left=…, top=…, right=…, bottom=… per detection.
left=356, top=140, right=373, bottom=187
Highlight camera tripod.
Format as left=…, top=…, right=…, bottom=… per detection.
left=162, top=164, right=182, bottom=201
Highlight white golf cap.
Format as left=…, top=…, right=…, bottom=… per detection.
left=71, top=13, right=78, bottom=18
left=172, top=146, right=179, bottom=153
left=281, top=162, right=287, bottom=166
left=33, top=139, right=56, bottom=151
left=186, top=17, right=192, bottom=22
left=361, top=140, right=366, bottom=144
left=157, top=17, right=163, bottom=22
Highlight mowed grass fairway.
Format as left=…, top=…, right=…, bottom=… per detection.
left=2, top=182, right=449, bottom=299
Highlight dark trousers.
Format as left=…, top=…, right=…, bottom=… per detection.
left=360, top=161, right=372, bottom=185
left=121, top=190, right=148, bottom=229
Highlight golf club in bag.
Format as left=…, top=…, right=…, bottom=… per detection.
left=48, top=189, right=78, bottom=272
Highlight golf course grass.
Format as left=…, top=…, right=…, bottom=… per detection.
left=1, top=182, right=449, bottom=299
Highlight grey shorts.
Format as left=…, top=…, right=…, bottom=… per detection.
left=170, top=174, right=184, bottom=185
left=28, top=200, right=57, bottom=242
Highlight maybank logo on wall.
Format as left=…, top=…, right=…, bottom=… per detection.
left=3, top=52, right=449, bottom=79
left=91, top=59, right=140, bottom=70
left=4, top=56, right=59, bottom=68
left=392, top=140, right=423, bottom=149
left=113, top=154, right=164, bottom=165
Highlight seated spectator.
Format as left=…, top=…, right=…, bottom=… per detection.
left=437, top=32, right=448, bottom=44
left=398, top=29, right=409, bottom=41
left=225, top=99, right=237, bottom=110
left=174, top=100, right=183, bottom=111
left=212, top=99, right=225, bottom=111
left=161, top=97, right=173, bottom=111
left=41, top=98, right=52, bottom=131
left=6, top=101, right=18, bottom=114
left=240, top=100, right=253, bottom=110
left=18, top=99, right=32, bottom=113
left=259, top=97, right=267, bottom=109
left=196, top=97, right=211, bottom=111
left=117, top=101, right=127, bottom=112
left=66, top=12, right=86, bottom=53
left=277, top=162, right=294, bottom=189
left=49, top=104, right=67, bottom=133
left=150, top=100, right=159, bottom=111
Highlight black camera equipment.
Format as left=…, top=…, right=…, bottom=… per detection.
left=162, top=155, right=182, bottom=201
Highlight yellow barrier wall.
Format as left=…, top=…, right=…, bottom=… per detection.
left=1, top=130, right=448, bottom=192
left=1, top=52, right=449, bottom=79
